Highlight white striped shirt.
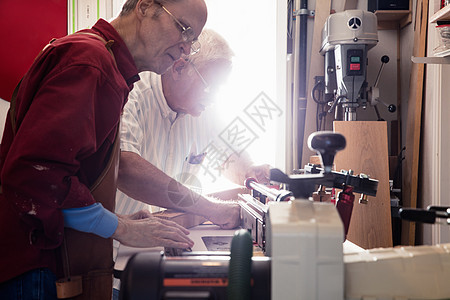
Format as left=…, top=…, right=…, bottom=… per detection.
left=115, top=71, right=220, bottom=215
left=113, top=72, right=229, bottom=290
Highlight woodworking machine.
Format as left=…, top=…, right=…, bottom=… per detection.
left=320, top=10, right=395, bottom=121
left=118, top=134, right=450, bottom=300
left=119, top=132, right=345, bottom=299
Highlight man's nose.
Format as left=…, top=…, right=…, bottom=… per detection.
left=180, top=42, right=191, bottom=56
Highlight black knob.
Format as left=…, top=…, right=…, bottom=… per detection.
left=308, top=131, right=346, bottom=173
left=381, top=55, right=390, bottom=64
left=388, top=104, right=396, bottom=113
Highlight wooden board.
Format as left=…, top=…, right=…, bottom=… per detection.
left=343, top=0, right=358, bottom=10
left=402, top=0, right=428, bottom=245
left=301, top=0, right=332, bottom=167
left=334, top=121, right=393, bottom=249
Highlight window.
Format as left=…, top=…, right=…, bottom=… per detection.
left=204, top=0, right=286, bottom=170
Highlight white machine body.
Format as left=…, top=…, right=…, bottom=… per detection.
left=266, top=199, right=344, bottom=300
left=345, top=243, right=450, bottom=299
left=264, top=199, right=450, bottom=300
left=320, top=10, right=378, bottom=54
left=118, top=196, right=450, bottom=299
left=320, top=10, right=378, bottom=121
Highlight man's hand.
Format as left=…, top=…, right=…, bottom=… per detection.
left=120, top=209, right=153, bottom=220
left=246, top=164, right=271, bottom=184
left=112, top=211, right=194, bottom=249
left=206, top=200, right=241, bottom=229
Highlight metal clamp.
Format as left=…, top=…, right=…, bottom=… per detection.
left=293, top=9, right=315, bottom=17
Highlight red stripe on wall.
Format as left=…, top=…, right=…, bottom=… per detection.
left=0, top=0, right=67, bottom=101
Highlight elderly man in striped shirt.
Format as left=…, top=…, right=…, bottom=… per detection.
left=116, top=29, right=270, bottom=234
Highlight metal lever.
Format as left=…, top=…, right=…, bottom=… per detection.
left=370, top=55, right=396, bottom=117
left=374, top=55, right=389, bottom=88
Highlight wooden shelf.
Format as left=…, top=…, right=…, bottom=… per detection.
left=375, top=10, right=412, bottom=30
left=412, top=55, right=450, bottom=64
left=429, top=6, right=450, bottom=58
left=430, top=5, right=450, bottom=23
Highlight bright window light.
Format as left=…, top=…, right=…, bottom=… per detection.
left=204, top=0, right=280, bottom=167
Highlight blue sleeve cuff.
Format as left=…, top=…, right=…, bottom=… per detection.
left=62, top=203, right=118, bottom=238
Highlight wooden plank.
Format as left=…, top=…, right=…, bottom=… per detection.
left=335, top=0, right=357, bottom=12
left=402, top=0, right=428, bottom=245
left=334, top=121, right=393, bottom=249
left=301, top=0, right=332, bottom=167
left=343, top=0, right=358, bottom=10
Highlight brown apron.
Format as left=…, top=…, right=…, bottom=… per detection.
left=8, top=33, right=121, bottom=299
left=56, top=130, right=120, bottom=299
left=55, top=33, right=119, bottom=300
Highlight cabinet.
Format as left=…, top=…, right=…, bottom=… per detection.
left=375, top=10, right=412, bottom=29
left=411, top=2, right=450, bottom=61
left=430, top=4, right=450, bottom=22
left=430, top=4, right=450, bottom=57
left=370, top=0, right=412, bottom=29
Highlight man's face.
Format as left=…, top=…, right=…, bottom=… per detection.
left=137, top=0, right=207, bottom=74
left=171, top=59, right=232, bottom=117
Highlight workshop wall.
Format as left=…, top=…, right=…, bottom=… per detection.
left=0, top=0, right=67, bottom=101
left=421, top=0, right=450, bottom=245
left=361, top=29, right=399, bottom=154
left=356, top=1, right=401, bottom=156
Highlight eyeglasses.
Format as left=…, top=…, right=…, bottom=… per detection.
left=187, top=59, right=210, bottom=94
left=160, top=4, right=201, bottom=55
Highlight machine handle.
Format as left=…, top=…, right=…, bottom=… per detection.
left=399, top=207, right=450, bottom=225
left=373, top=55, right=396, bottom=115
left=307, top=131, right=346, bottom=174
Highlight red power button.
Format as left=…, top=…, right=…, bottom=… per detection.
left=350, top=63, right=360, bottom=71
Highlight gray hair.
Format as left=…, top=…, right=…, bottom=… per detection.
left=187, top=28, right=234, bottom=77
left=120, top=0, right=138, bottom=15
left=119, top=0, right=177, bottom=17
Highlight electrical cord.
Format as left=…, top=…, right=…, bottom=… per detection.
left=311, top=79, right=329, bottom=131
left=311, top=80, right=327, bottom=105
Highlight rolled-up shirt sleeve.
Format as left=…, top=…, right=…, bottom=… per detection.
left=63, top=203, right=118, bottom=238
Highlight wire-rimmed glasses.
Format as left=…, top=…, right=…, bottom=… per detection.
left=160, top=5, right=201, bottom=55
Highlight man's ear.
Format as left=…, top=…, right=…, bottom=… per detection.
left=171, top=59, right=188, bottom=81
left=137, top=0, right=152, bottom=17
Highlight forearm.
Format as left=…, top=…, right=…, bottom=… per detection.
left=63, top=202, right=194, bottom=249
left=117, top=151, right=173, bottom=208
left=117, top=151, right=240, bottom=228
left=118, top=151, right=216, bottom=215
